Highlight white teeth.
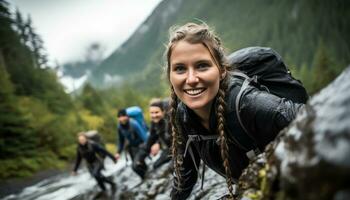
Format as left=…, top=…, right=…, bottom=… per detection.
left=185, top=88, right=205, bottom=95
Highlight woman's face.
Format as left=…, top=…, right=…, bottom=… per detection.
left=169, top=41, right=222, bottom=113
left=149, top=106, right=164, bottom=123
left=78, top=135, right=87, bottom=145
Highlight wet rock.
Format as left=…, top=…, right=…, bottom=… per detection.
left=236, top=66, right=350, bottom=200
left=112, top=157, right=229, bottom=200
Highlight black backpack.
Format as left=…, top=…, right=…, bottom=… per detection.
left=225, top=47, right=308, bottom=157
left=84, top=130, right=104, bottom=147
left=228, top=46, right=308, bottom=104
left=82, top=130, right=107, bottom=159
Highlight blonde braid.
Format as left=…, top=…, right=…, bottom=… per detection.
left=170, top=88, right=182, bottom=187
left=217, top=78, right=234, bottom=198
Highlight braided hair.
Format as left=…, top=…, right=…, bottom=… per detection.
left=165, top=22, right=235, bottom=197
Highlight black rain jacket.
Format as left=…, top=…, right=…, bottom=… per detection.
left=146, top=119, right=172, bottom=151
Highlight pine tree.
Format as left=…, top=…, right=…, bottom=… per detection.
left=0, top=52, right=37, bottom=159
left=311, top=40, right=338, bottom=94
left=80, top=84, right=106, bottom=115
left=299, top=63, right=312, bottom=92
left=14, top=8, right=28, bottom=46
left=25, top=16, right=48, bottom=68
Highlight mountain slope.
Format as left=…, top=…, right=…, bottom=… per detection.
left=89, top=0, right=350, bottom=89
left=89, top=0, right=183, bottom=87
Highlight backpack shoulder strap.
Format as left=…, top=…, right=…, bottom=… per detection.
left=235, top=77, right=253, bottom=134
left=234, top=76, right=262, bottom=160
left=183, top=134, right=218, bottom=190
left=128, top=119, right=136, bottom=133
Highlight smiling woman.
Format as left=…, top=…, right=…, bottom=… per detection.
left=165, top=23, right=306, bottom=200
left=170, top=41, right=223, bottom=125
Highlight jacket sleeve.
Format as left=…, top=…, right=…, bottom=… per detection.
left=73, top=147, right=82, bottom=172
left=171, top=122, right=200, bottom=199
left=93, top=143, right=116, bottom=162
left=145, top=123, right=159, bottom=152
left=117, top=127, right=125, bottom=154
left=239, top=86, right=304, bottom=146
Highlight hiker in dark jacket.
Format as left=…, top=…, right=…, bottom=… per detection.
left=72, top=132, right=116, bottom=192
left=133, top=99, right=172, bottom=178
left=165, top=23, right=306, bottom=199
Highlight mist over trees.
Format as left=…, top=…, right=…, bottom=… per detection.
left=61, top=42, right=105, bottom=79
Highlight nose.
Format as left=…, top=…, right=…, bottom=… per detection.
left=186, top=68, right=199, bottom=85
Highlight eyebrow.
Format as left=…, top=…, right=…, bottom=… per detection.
left=171, top=59, right=212, bottom=67
left=194, top=59, right=212, bottom=65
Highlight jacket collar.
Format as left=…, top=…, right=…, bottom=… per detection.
left=180, top=98, right=218, bottom=135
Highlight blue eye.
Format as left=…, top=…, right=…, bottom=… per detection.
left=197, top=62, right=210, bottom=70
left=173, top=65, right=186, bottom=74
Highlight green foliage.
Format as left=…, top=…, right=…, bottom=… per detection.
left=298, top=63, right=313, bottom=92
left=310, top=41, right=339, bottom=94
left=0, top=2, right=80, bottom=179
left=79, top=84, right=107, bottom=115
left=0, top=60, right=38, bottom=159
left=57, top=144, right=77, bottom=160
left=0, top=151, right=66, bottom=179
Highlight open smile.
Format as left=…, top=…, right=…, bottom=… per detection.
left=184, top=88, right=206, bottom=96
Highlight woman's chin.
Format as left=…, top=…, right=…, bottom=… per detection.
left=185, top=101, right=207, bottom=111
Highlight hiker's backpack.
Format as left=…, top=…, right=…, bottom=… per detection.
left=226, top=46, right=308, bottom=157
left=126, top=106, right=148, bottom=133
left=84, top=130, right=105, bottom=147
left=228, top=46, right=308, bottom=104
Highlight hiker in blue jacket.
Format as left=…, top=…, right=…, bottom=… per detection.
left=165, top=23, right=307, bottom=199
left=115, top=109, right=148, bottom=167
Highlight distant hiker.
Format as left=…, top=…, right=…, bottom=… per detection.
left=72, top=132, right=116, bottom=192
left=165, top=23, right=307, bottom=199
left=115, top=108, right=148, bottom=177
left=133, top=98, right=172, bottom=178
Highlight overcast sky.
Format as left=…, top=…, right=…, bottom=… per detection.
left=9, top=0, right=162, bottom=64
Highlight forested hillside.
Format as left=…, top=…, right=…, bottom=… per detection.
left=0, top=0, right=120, bottom=179
left=90, top=0, right=350, bottom=94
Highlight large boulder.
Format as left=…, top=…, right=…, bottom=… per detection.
left=237, top=66, right=350, bottom=200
